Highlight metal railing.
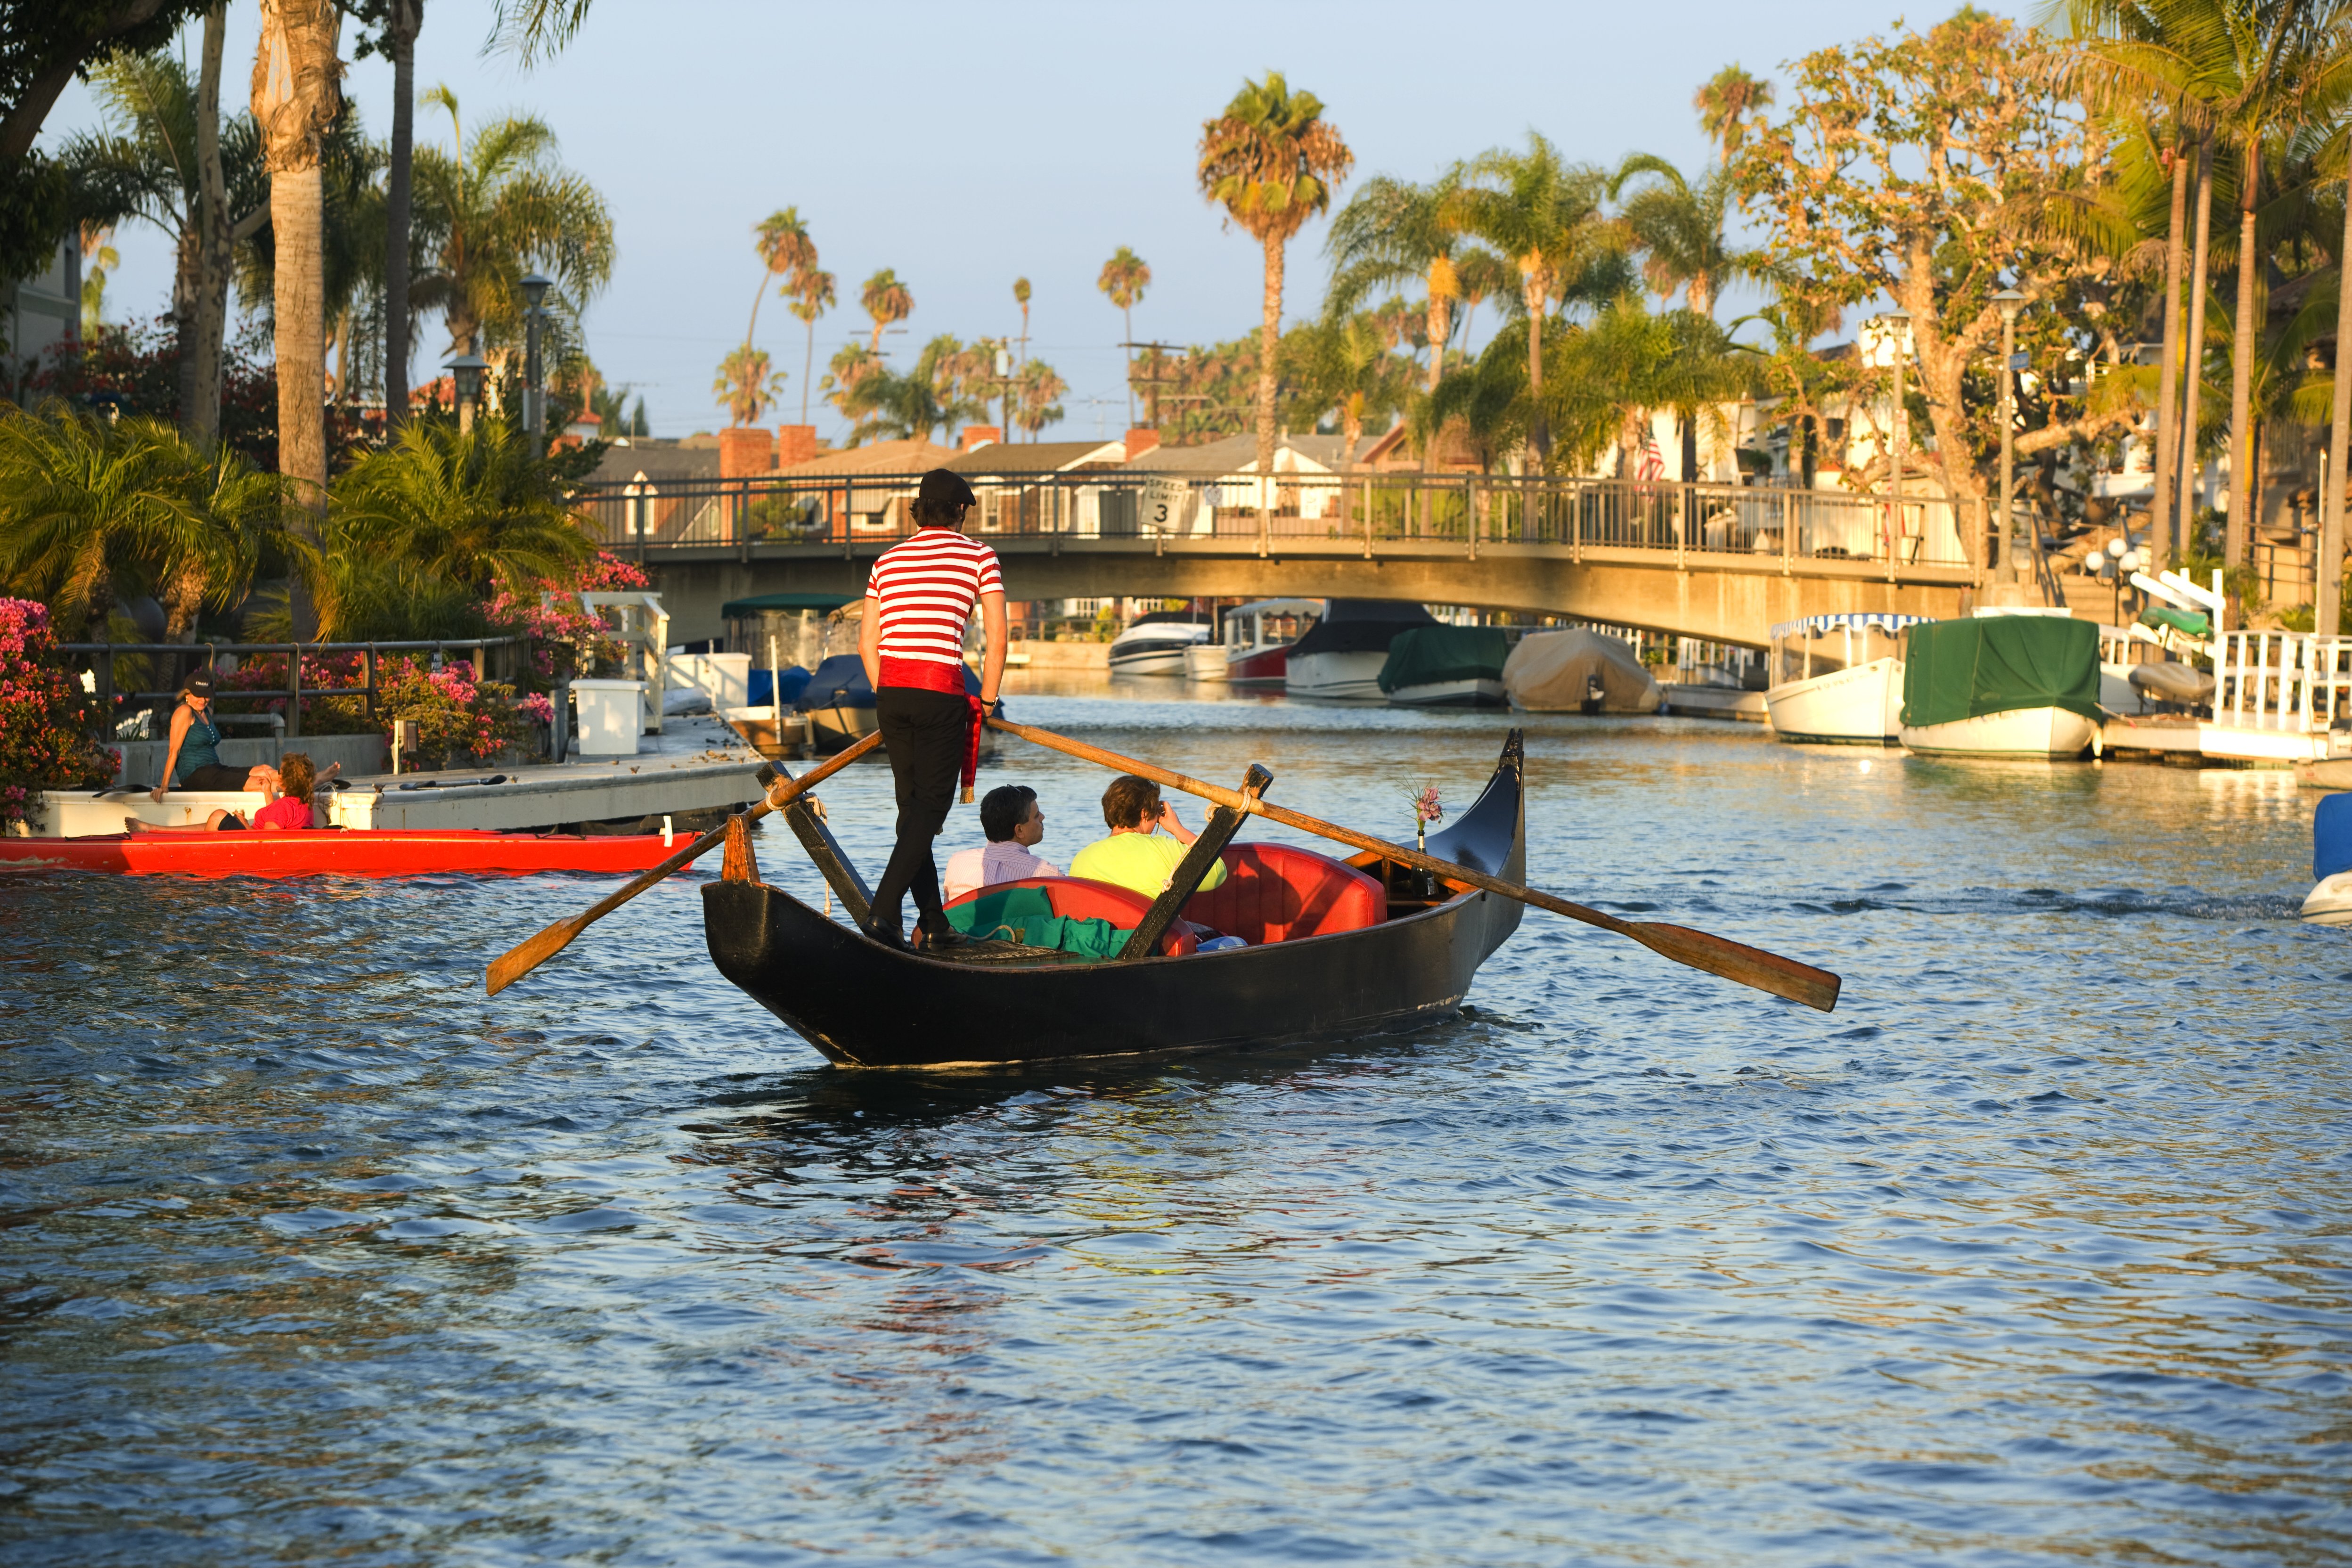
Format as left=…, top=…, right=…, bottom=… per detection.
left=2211, top=630, right=2352, bottom=734
left=61, top=637, right=526, bottom=739
left=569, top=470, right=1984, bottom=574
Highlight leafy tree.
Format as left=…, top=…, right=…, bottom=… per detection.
left=1326, top=169, right=1494, bottom=400
left=713, top=344, right=785, bottom=428
left=343, top=0, right=424, bottom=431
left=835, top=334, right=987, bottom=445
left=1097, top=245, right=1150, bottom=425
left=1011, top=357, right=1065, bottom=440
left=1279, top=311, right=1413, bottom=465
left=1444, top=133, right=1619, bottom=467
left=859, top=267, right=912, bottom=351
left=1198, top=72, right=1353, bottom=517
left=27, top=311, right=282, bottom=470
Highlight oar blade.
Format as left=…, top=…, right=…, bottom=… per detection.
left=486, top=915, right=586, bottom=996
left=1627, top=922, right=1841, bottom=1013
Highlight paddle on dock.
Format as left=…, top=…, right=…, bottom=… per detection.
left=485, top=730, right=882, bottom=996
left=988, top=717, right=1841, bottom=1014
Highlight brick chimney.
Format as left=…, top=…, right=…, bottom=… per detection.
left=776, top=424, right=818, bottom=468
left=718, top=426, right=775, bottom=478
left=1124, top=427, right=1161, bottom=459
left=960, top=425, right=1001, bottom=451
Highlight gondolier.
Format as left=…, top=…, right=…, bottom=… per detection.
left=856, top=467, right=1008, bottom=949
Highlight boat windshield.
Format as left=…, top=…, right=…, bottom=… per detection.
left=1772, top=618, right=1910, bottom=683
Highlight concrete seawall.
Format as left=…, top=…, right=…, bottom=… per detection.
left=1010, top=641, right=1110, bottom=672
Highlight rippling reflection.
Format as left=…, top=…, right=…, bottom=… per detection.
left=3, top=693, right=2344, bottom=1565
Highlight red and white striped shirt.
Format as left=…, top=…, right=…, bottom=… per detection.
left=866, top=528, right=1004, bottom=675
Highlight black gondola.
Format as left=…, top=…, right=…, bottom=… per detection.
left=701, top=732, right=1528, bottom=1067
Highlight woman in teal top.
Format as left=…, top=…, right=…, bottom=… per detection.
left=151, top=671, right=277, bottom=802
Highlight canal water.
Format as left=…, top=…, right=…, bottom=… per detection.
left=4, top=687, right=2344, bottom=1566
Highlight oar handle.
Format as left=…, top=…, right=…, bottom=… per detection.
left=987, top=716, right=1840, bottom=1013
left=485, top=729, right=882, bottom=996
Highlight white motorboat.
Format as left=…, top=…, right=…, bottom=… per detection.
left=1107, top=614, right=1211, bottom=677
left=1764, top=613, right=1923, bottom=745
left=1898, top=707, right=2101, bottom=759
left=1285, top=600, right=1440, bottom=700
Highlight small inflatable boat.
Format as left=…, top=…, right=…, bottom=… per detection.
left=2304, top=793, right=2352, bottom=927
left=0, top=828, right=690, bottom=879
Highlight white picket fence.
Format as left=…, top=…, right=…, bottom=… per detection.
left=2212, top=630, right=2352, bottom=734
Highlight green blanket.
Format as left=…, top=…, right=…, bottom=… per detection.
left=1901, top=616, right=2103, bottom=728
left=944, top=886, right=1135, bottom=961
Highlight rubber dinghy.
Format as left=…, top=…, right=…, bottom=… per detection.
left=2304, top=792, right=2352, bottom=927
left=700, top=733, right=1527, bottom=1067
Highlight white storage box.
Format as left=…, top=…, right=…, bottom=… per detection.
left=572, top=679, right=645, bottom=756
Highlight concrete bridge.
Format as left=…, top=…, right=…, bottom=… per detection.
left=642, top=532, right=1980, bottom=650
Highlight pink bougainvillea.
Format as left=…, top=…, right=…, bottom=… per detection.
left=489, top=551, right=653, bottom=686
left=0, top=599, right=116, bottom=824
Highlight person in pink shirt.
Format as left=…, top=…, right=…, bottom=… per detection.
left=943, top=784, right=1060, bottom=902
left=127, top=751, right=330, bottom=834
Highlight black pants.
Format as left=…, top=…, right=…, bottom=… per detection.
left=869, top=686, right=970, bottom=933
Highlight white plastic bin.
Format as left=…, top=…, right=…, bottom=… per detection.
left=572, top=679, right=645, bottom=757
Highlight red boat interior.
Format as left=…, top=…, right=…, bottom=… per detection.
left=938, top=843, right=1457, bottom=955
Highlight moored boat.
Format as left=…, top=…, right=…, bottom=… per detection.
left=701, top=732, right=1529, bottom=1066
left=1380, top=625, right=1511, bottom=708
left=1107, top=614, right=1212, bottom=677
left=1896, top=615, right=2104, bottom=759
left=1183, top=642, right=1230, bottom=682
left=1286, top=600, right=1440, bottom=700
left=0, top=828, right=688, bottom=878
left=1764, top=613, right=1924, bottom=745
left=1220, top=598, right=1321, bottom=686
left=2304, top=792, right=2352, bottom=927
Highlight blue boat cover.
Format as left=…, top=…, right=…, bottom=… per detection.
left=795, top=653, right=981, bottom=711
left=748, top=665, right=810, bottom=709
left=2317, top=792, right=2352, bottom=881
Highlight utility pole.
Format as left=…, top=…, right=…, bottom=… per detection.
left=1122, top=340, right=1186, bottom=429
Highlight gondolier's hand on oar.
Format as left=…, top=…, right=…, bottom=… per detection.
left=986, top=717, right=1841, bottom=1014
left=485, top=729, right=883, bottom=997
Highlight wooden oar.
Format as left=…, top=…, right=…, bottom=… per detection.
left=989, top=717, right=1841, bottom=1013
left=485, top=729, right=882, bottom=996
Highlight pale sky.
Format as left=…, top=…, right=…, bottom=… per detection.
left=43, top=0, right=2028, bottom=442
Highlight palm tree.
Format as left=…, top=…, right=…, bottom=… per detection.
left=409, top=87, right=614, bottom=374
left=1012, top=358, right=1067, bottom=441
left=1611, top=154, right=1760, bottom=477
left=1444, top=133, right=1617, bottom=468
left=0, top=405, right=199, bottom=638
left=745, top=207, right=817, bottom=361
left=1098, top=246, right=1152, bottom=425
left=250, top=0, right=344, bottom=519
left=788, top=265, right=834, bottom=427
left=1013, top=276, right=1032, bottom=367
left=835, top=335, right=988, bottom=446
left=367, top=0, right=425, bottom=432
left=1694, top=65, right=1774, bottom=162
left=151, top=435, right=292, bottom=642
left=1279, top=312, right=1415, bottom=466
left=713, top=345, right=786, bottom=428
left=328, top=416, right=595, bottom=611
left=1198, top=71, right=1355, bottom=518
left=1326, top=170, right=1482, bottom=398
left=860, top=268, right=913, bottom=351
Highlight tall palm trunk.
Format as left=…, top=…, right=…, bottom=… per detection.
left=2322, top=163, right=2352, bottom=639
left=2225, top=139, right=2261, bottom=573
left=1255, top=230, right=1283, bottom=548
left=2150, top=140, right=2188, bottom=561
left=1121, top=301, right=1134, bottom=427
left=190, top=3, right=231, bottom=449
left=1524, top=268, right=1548, bottom=468
left=172, top=224, right=201, bottom=425
left=384, top=0, right=418, bottom=432
left=1424, top=291, right=1447, bottom=395
left=2176, top=139, right=2214, bottom=568
left=800, top=315, right=815, bottom=425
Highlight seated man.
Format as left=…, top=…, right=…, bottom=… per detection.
left=943, top=784, right=1061, bottom=901
left=1069, top=774, right=1230, bottom=900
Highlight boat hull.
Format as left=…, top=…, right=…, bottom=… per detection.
left=701, top=734, right=1527, bottom=1067
left=1899, top=707, right=2100, bottom=759
left=1388, top=677, right=1507, bottom=708
left=1184, top=644, right=1230, bottom=682
left=1659, top=684, right=1768, bottom=722
left=2303, top=871, right=2352, bottom=927
left=1286, top=650, right=1389, bottom=701
left=1766, top=658, right=1901, bottom=745
left=0, top=828, right=685, bottom=878
left=1227, top=645, right=1290, bottom=686
left=1108, top=644, right=1195, bottom=677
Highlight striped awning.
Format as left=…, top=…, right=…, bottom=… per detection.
left=1769, top=612, right=1931, bottom=641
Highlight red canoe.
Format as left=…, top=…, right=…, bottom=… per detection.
left=0, top=829, right=695, bottom=879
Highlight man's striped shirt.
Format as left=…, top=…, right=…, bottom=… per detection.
left=866, top=528, right=1004, bottom=670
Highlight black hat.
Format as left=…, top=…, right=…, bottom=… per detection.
left=182, top=670, right=215, bottom=697
left=918, top=468, right=977, bottom=512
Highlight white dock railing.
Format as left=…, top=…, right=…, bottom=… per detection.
left=2213, top=630, right=2352, bottom=734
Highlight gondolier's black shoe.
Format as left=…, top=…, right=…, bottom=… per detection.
left=915, top=921, right=969, bottom=952
left=860, top=918, right=910, bottom=950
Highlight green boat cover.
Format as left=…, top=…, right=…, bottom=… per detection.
left=1901, top=616, right=2103, bottom=728
left=2136, top=604, right=2211, bottom=638
left=1378, top=626, right=1512, bottom=694
left=719, top=591, right=856, bottom=619
left=943, top=885, right=1133, bottom=960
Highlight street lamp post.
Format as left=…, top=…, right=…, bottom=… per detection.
left=1882, top=306, right=1910, bottom=568
left=520, top=272, right=552, bottom=443
left=1993, top=289, right=2026, bottom=586
left=445, top=351, right=487, bottom=435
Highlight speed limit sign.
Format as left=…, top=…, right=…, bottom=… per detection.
left=1141, top=477, right=1190, bottom=535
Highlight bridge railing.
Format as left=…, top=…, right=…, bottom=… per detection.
left=570, top=470, right=1981, bottom=573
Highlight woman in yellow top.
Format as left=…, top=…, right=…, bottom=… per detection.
left=1068, top=775, right=1230, bottom=898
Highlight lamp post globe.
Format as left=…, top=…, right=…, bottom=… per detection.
left=519, top=273, right=554, bottom=442
left=445, top=351, right=488, bottom=436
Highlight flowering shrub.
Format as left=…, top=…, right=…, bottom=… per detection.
left=377, top=657, right=524, bottom=766
left=516, top=691, right=556, bottom=726
left=489, top=551, right=652, bottom=688
left=216, top=650, right=379, bottom=736
left=0, top=599, right=116, bottom=825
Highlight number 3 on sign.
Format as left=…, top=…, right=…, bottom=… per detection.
left=1142, top=478, right=1188, bottom=536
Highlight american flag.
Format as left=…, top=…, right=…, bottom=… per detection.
left=1636, top=429, right=1667, bottom=482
